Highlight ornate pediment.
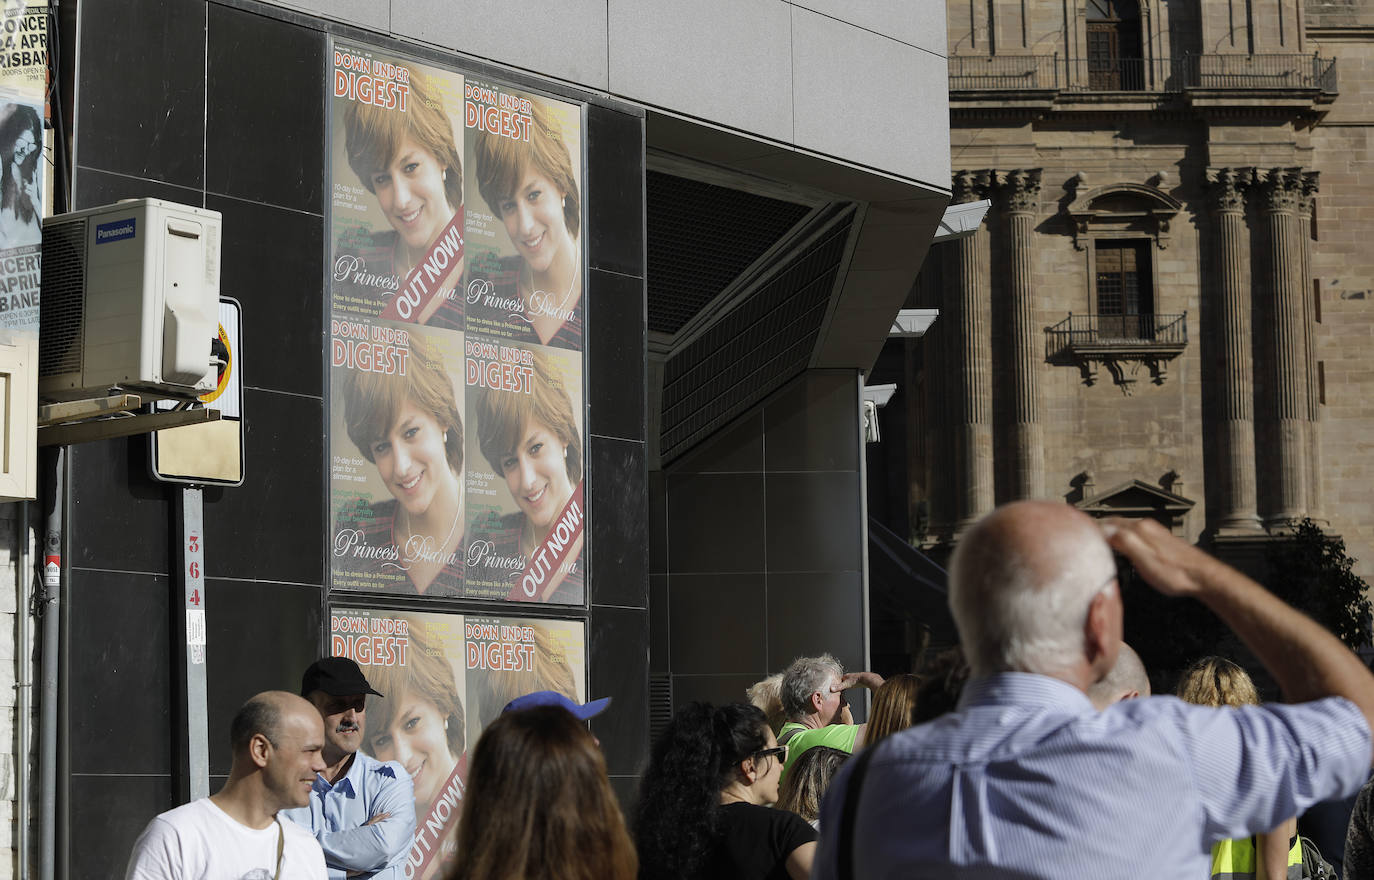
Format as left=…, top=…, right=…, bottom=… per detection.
left=1075, top=478, right=1196, bottom=533
left=1066, top=182, right=1183, bottom=250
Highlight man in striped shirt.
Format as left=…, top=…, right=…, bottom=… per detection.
left=815, top=501, right=1374, bottom=878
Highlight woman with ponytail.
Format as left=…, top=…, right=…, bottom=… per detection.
left=635, top=702, right=817, bottom=880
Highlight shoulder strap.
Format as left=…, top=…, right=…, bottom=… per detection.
left=837, top=745, right=879, bottom=880
left=779, top=726, right=804, bottom=746
left=273, top=817, right=285, bottom=880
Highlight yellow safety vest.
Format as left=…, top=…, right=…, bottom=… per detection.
left=1209, top=835, right=1303, bottom=880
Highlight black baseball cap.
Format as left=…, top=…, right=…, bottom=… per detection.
left=300, top=656, right=384, bottom=699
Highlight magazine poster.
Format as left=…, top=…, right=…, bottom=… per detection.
left=0, top=2, right=48, bottom=102
left=463, top=341, right=584, bottom=605
left=329, top=321, right=466, bottom=596
left=461, top=78, right=584, bottom=352
left=329, top=41, right=465, bottom=328
left=327, top=37, right=586, bottom=605
left=330, top=607, right=587, bottom=880
left=0, top=96, right=40, bottom=334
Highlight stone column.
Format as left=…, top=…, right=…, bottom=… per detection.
left=1207, top=168, right=1261, bottom=531
left=1000, top=169, right=1044, bottom=500
left=944, top=170, right=995, bottom=531
left=1299, top=171, right=1324, bottom=522
left=1258, top=167, right=1309, bottom=527
left=922, top=268, right=954, bottom=541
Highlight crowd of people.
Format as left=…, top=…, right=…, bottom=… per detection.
left=123, top=499, right=1374, bottom=879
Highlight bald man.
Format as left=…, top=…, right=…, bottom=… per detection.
left=814, top=502, right=1374, bottom=879
left=1086, top=642, right=1151, bottom=710
left=125, top=691, right=329, bottom=879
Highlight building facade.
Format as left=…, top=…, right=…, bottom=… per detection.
left=900, top=0, right=1374, bottom=590
left=4, top=1, right=953, bottom=876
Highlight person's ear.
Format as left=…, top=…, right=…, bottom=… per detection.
left=809, top=691, right=824, bottom=714
left=1084, top=588, right=1120, bottom=672
left=249, top=733, right=273, bottom=769
left=740, top=757, right=759, bottom=785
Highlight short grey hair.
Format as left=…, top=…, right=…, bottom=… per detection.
left=1086, top=642, right=1151, bottom=709
left=948, top=503, right=1116, bottom=679
left=781, top=654, right=844, bottom=720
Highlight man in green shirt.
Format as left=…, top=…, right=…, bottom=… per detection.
left=778, top=653, right=884, bottom=776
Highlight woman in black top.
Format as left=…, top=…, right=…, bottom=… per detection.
left=635, top=702, right=817, bottom=880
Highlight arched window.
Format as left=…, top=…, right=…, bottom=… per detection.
left=1086, top=0, right=1143, bottom=90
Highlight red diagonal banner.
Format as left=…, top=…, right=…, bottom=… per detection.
left=404, top=753, right=466, bottom=880
left=379, top=207, right=465, bottom=323
left=508, top=481, right=585, bottom=601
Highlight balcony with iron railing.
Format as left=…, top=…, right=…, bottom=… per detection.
left=950, top=53, right=1337, bottom=95
left=1045, top=313, right=1188, bottom=394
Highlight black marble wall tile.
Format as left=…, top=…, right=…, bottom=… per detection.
left=72, top=168, right=204, bottom=211
left=75, top=0, right=206, bottom=188
left=670, top=410, right=764, bottom=474
left=206, top=4, right=324, bottom=213
left=665, top=473, right=764, bottom=573
left=206, top=195, right=324, bottom=397
left=765, top=570, right=864, bottom=674
left=68, top=438, right=171, bottom=574
left=609, top=775, right=641, bottom=819
left=763, top=371, right=860, bottom=472
left=67, top=569, right=172, bottom=774
left=201, top=389, right=323, bottom=585
left=587, top=269, right=646, bottom=442
left=648, top=470, right=667, bottom=575
left=649, top=573, right=668, bottom=675
left=586, top=104, right=645, bottom=278
left=589, top=606, right=649, bottom=776
left=70, top=774, right=174, bottom=880
left=204, top=578, right=324, bottom=774
left=670, top=673, right=760, bottom=713
left=587, top=436, right=647, bottom=608
left=668, top=572, right=765, bottom=674
left=764, top=471, right=862, bottom=573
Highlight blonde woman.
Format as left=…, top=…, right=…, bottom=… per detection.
left=1177, top=657, right=1301, bottom=880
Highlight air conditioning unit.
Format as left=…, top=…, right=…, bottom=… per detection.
left=39, top=199, right=221, bottom=400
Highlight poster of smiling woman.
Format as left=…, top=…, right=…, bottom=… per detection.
left=463, top=80, right=584, bottom=352
left=330, top=322, right=467, bottom=596
left=463, top=342, right=584, bottom=604
left=327, top=38, right=587, bottom=604
left=331, top=608, right=586, bottom=880
left=330, top=42, right=466, bottom=328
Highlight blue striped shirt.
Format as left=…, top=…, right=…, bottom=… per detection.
left=813, top=673, right=1371, bottom=879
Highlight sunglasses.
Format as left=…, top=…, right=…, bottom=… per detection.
left=755, top=744, right=788, bottom=763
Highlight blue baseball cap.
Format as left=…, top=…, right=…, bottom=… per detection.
left=502, top=690, right=611, bottom=720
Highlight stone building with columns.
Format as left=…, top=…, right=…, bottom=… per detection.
left=897, top=0, right=1374, bottom=582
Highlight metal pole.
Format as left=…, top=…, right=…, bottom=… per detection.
left=38, top=446, right=63, bottom=880
left=172, top=486, right=209, bottom=802
left=17, top=500, right=30, bottom=880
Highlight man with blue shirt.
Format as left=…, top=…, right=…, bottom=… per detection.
left=814, top=501, right=1374, bottom=879
left=284, top=657, right=415, bottom=880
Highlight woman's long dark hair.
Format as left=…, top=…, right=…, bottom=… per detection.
left=634, top=702, right=770, bottom=880
left=450, top=705, right=637, bottom=880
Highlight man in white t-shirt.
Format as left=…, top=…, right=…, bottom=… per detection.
left=125, top=691, right=330, bottom=880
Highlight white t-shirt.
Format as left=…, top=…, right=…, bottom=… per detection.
left=125, top=798, right=327, bottom=880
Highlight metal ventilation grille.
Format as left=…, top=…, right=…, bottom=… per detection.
left=39, top=220, right=86, bottom=377
left=660, top=210, right=854, bottom=460
left=647, top=171, right=811, bottom=335
left=648, top=674, right=673, bottom=742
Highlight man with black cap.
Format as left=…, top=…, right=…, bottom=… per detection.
left=283, top=656, right=415, bottom=880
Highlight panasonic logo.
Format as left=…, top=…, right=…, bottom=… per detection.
left=95, top=219, right=136, bottom=243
